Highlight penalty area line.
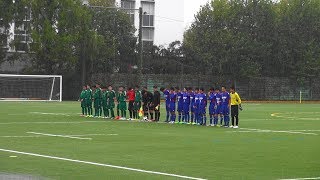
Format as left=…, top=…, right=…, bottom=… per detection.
left=27, top=132, right=92, bottom=140
left=279, top=177, right=320, bottom=180
left=0, top=148, right=207, bottom=180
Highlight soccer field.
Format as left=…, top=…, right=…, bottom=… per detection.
left=0, top=102, right=319, bottom=180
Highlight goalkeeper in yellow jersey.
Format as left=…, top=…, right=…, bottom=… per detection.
left=230, top=86, right=242, bottom=128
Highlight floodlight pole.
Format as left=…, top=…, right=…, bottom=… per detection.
left=138, top=7, right=143, bottom=84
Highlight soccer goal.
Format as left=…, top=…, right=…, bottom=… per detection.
left=0, top=74, right=62, bottom=102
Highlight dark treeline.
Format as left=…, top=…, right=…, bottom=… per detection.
left=182, top=0, right=320, bottom=86
left=1, top=0, right=320, bottom=88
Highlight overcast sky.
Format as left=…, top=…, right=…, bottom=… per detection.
left=154, top=0, right=209, bottom=46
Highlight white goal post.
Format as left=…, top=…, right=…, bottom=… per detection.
left=0, top=74, right=62, bottom=102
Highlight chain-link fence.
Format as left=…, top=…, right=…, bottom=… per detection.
left=74, top=73, right=320, bottom=101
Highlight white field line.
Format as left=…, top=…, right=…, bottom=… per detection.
left=0, top=136, right=42, bottom=138
left=27, top=132, right=92, bottom=140
left=290, top=130, right=320, bottom=132
left=0, top=121, right=105, bottom=125
left=279, top=177, right=320, bottom=180
left=0, top=148, right=207, bottom=180
left=239, top=128, right=318, bottom=136
left=71, top=134, right=118, bottom=136
left=29, top=112, right=73, bottom=116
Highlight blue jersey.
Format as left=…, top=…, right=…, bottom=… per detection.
left=163, top=90, right=170, bottom=104
left=182, top=92, right=190, bottom=105
left=215, top=93, right=222, bottom=106
left=194, top=93, right=200, bottom=108
left=169, top=92, right=177, bottom=112
left=190, top=92, right=195, bottom=105
left=177, top=91, right=183, bottom=106
left=221, top=92, right=230, bottom=106
left=198, top=93, right=207, bottom=109
left=209, top=93, right=216, bottom=106
left=169, top=93, right=177, bottom=103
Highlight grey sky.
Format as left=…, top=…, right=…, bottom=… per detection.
left=154, top=0, right=209, bottom=46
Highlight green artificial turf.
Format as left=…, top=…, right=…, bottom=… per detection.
left=0, top=102, right=319, bottom=180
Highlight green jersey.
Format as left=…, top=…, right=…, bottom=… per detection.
left=117, top=91, right=126, bottom=102
left=108, top=90, right=116, bottom=102
left=85, top=89, right=92, bottom=101
left=80, top=90, right=86, bottom=100
left=102, top=91, right=107, bottom=103
left=94, top=88, right=102, bottom=100
left=135, top=90, right=142, bottom=102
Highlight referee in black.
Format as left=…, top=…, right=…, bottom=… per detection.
left=152, top=86, right=161, bottom=122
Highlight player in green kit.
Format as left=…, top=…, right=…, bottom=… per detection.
left=107, top=85, right=116, bottom=119
left=79, top=86, right=87, bottom=116
left=117, top=86, right=127, bottom=120
left=133, top=85, right=142, bottom=120
left=101, top=86, right=109, bottom=118
left=93, top=84, right=102, bottom=118
left=86, top=85, right=93, bottom=117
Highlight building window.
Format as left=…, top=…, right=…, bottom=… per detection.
left=142, top=14, right=154, bottom=27
left=142, top=28, right=154, bottom=41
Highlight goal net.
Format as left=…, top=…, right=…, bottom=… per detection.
left=0, top=74, right=62, bottom=102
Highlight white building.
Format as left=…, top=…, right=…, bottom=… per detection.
left=116, top=0, right=155, bottom=46
left=1, top=6, right=32, bottom=53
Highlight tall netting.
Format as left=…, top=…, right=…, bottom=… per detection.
left=0, top=74, right=62, bottom=101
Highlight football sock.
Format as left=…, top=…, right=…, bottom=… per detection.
left=154, top=112, right=158, bottom=121
left=203, top=115, right=207, bottom=125
left=110, top=109, right=115, bottom=118
left=186, top=113, right=190, bottom=123
left=150, top=112, right=154, bottom=120
left=191, top=113, right=194, bottom=123
left=178, top=113, right=182, bottom=122
left=224, top=115, right=229, bottom=126
left=214, top=116, right=218, bottom=125
left=166, top=111, right=170, bottom=122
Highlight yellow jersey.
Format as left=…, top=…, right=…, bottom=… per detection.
left=230, top=92, right=241, bottom=105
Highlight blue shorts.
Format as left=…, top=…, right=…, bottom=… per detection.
left=199, top=106, right=206, bottom=115
left=169, top=103, right=176, bottom=112
left=221, top=105, right=230, bottom=116
left=190, top=103, right=195, bottom=112
left=209, top=104, right=215, bottom=115
left=183, top=104, right=190, bottom=113
left=165, top=103, right=170, bottom=112
left=178, top=104, right=183, bottom=112
left=214, top=105, right=222, bottom=115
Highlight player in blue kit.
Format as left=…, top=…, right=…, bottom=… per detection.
left=208, top=88, right=216, bottom=126
left=189, top=88, right=196, bottom=125
left=214, top=88, right=223, bottom=126
left=176, top=87, right=184, bottom=124
left=193, top=88, right=200, bottom=125
left=169, top=87, right=177, bottom=123
left=221, top=86, right=231, bottom=127
left=182, top=87, right=190, bottom=124
left=198, top=88, right=207, bottom=125
left=160, top=88, right=171, bottom=123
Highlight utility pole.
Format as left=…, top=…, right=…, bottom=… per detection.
left=138, top=7, right=143, bottom=84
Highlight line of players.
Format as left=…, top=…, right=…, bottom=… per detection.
left=79, top=84, right=242, bottom=128
left=160, top=86, right=241, bottom=128
left=79, top=84, right=160, bottom=121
